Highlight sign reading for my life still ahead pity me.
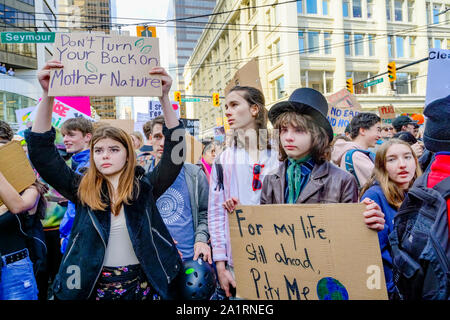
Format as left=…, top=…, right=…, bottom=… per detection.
left=229, top=204, right=388, bottom=300
left=48, top=33, right=161, bottom=97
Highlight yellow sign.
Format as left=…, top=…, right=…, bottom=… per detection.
left=136, top=26, right=157, bottom=38
left=223, top=117, right=230, bottom=132
left=216, top=117, right=223, bottom=126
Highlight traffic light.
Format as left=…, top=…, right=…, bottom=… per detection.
left=346, top=78, right=354, bottom=94
left=212, top=93, right=220, bottom=107
left=174, top=91, right=181, bottom=103
left=388, top=61, right=396, bottom=82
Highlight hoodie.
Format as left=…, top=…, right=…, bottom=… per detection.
left=331, top=139, right=375, bottom=189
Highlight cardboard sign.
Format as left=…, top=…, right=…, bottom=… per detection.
left=225, top=58, right=263, bottom=95
left=184, top=132, right=203, bottom=164
left=229, top=204, right=388, bottom=300
left=0, top=141, right=36, bottom=206
left=148, top=100, right=180, bottom=119
left=326, top=89, right=362, bottom=135
left=378, top=105, right=396, bottom=125
left=425, top=48, right=450, bottom=107
left=48, top=33, right=161, bottom=97
left=100, top=119, right=134, bottom=134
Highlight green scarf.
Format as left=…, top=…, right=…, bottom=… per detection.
left=286, top=155, right=312, bottom=204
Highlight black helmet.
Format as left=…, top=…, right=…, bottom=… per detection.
left=179, top=259, right=216, bottom=300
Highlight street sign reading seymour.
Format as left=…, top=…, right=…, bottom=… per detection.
left=1, top=32, right=55, bottom=43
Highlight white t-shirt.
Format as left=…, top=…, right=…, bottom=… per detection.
left=103, top=207, right=140, bottom=267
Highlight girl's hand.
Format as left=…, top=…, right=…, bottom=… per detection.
left=149, top=67, right=172, bottom=97
left=361, top=198, right=385, bottom=231
left=222, top=197, right=239, bottom=213
left=38, top=60, right=63, bottom=94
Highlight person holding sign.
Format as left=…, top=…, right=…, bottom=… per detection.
left=0, top=121, right=48, bottom=300
left=261, top=88, right=359, bottom=205
left=360, top=139, right=422, bottom=299
left=209, top=86, right=280, bottom=298
left=25, top=60, right=185, bottom=300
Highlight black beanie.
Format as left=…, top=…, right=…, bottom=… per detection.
left=423, top=95, right=450, bottom=153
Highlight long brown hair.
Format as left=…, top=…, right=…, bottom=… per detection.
left=274, top=112, right=331, bottom=164
left=227, top=86, right=271, bottom=150
left=360, top=139, right=422, bottom=209
left=78, top=126, right=138, bottom=215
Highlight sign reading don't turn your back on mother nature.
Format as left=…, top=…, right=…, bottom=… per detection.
left=48, top=33, right=161, bottom=97
left=229, top=204, right=388, bottom=300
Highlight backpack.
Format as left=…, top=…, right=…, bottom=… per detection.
left=344, top=149, right=375, bottom=189
left=388, top=174, right=450, bottom=300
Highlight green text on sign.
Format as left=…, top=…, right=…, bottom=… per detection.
left=363, top=78, right=384, bottom=88
left=181, top=98, right=200, bottom=102
left=1, top=32, right=55, bottom=44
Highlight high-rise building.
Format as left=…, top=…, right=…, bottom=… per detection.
left=0, top=0, right=58, bottom=127
left=58, top=0, right=116, bottom=119
left=184, top=0, right=450, bottom=139
left=173, top=0, right=216, bottom=90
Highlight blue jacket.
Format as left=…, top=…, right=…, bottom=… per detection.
left=59, top=149, right=90, bottom=253
left=361, top=182, right=398, bottom=294
left=25, top=122, right=186, bottom=300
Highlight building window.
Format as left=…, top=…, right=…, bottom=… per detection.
left=298, top=31, right=305, bottom=53
left=297, top=0, right=303, bottom=13
left=275, top=39, right=281, bottom=62
left=354, top=34, right=364, bottom=55
left=388, top=35, right=394, bottom=58
left=426, top=3, right=430, bottom=24
left=433, top=4, right=440, bottom=24
left=396, top=36, right=405, bottom=57
left=324, top=32, right=332, bottom=54
left=308, top=31, right=320, bottom=53
left=369, top=34, right=375, bottom=56
left=343, top=0, right=350, bottom=17
left=394, top=0, right=403, bottom=21
left=386, top=0, right=392, bottom=20
left=345, top=33, right=352, bottom=55
left=307, top=0, right=318, bottom=14
left=367, top=0, right=374, bottom=18
left=434, top=38, right=443, bottom=49
left=353, top=0, right=362, bottom=18
left=323, top=0, right=329, bottom=15
left=276, top=76, right=286, bottom=100
left=407, top=1, right=415, bottom=22
left=396, top=72, right=409, bottom=94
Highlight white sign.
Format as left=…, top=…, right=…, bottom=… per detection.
left=426, top=48, right=450, bottom=106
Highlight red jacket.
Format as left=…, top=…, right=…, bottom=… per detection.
left=426, top=152, right=450, bottom=236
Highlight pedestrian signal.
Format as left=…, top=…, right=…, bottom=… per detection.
left=212, top=93, right=220, bottom=107
left=174, top=91, right=181, bottom=103
left=346, top=79, right=354, bottom=94
left=387, top=61, right=396, bottom=82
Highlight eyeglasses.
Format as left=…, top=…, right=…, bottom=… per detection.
left=252, top=163, right=264, bottom=191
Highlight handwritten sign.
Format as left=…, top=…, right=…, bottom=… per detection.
left=326, top=89, right=362, bottom=135
left=229, top=204, right=388, bottom=300
left=0, top=141, right=36, bottom=206
left=48, top=33, right=161, bottom=97
left=378, top=105, right=396, bottom=125
left=426, top=48, right=450, bottom=106
left=148, top=100, right=180, bottom=119
left=181, top=118, right=200, bottom=138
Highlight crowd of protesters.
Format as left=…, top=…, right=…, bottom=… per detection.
left=0, top=59, right=449, bottom=301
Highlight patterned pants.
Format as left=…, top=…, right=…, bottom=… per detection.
left=94, top=264, right=160, bottom=300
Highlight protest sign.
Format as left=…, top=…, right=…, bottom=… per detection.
left=326, top=89, right=362, bottom=135
left=0, top=141, right=36, bottom=206
left=181, top=118, right=200, bottom=138
left=224, top=58, right=263, bottom=95
left=184, top=132, right=203, bottom=164
left=229, top=204, right=388, bottom=300
left=148, top=100, right=180, bottom=119
left=48, top=33, right=161, bottom=97
left=425, top=48, right=450, bottom=107
left=378, top=105, right=396, bottom=125
left=101, top=119, right=134, bottom=134
left=15, top=97, right=93, bottom=138
left=134, top=112, right=151, bottom=138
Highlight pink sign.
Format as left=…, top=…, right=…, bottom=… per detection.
left=56, top=96, right=91, bottom=116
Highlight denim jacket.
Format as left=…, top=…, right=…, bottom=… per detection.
left=25, top=122, right=186, bottom=300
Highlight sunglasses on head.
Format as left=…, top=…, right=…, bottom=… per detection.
left=382, top=127, right=394, bottom=132
left=252, top=164, right=264, bottom=191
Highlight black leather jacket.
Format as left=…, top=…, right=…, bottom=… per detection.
left=25, top=122, right=186, bottom=300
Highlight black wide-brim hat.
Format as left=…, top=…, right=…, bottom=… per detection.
left=268, top=87, right=334, bottom=142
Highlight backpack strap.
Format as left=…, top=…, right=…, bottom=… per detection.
left=344, top=149, right=374, bottom=189
left=214, top=162, right=224, bottom=192
left=431, top=176, right=450, bottom=198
